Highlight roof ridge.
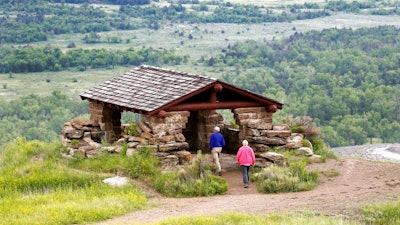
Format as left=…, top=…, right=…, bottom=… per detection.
left=139, top=65, right=217, bottom=81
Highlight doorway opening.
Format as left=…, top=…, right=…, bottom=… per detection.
left=182, top=110, right=240, bottom=155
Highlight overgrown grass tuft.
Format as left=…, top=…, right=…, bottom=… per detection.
left=361, top=201, right=400, bottom=225
left=252, top=161, right=319, bottom=193
left=310, top=137, right=338, bottom=160
left=153, top=151, right=228, bottom=197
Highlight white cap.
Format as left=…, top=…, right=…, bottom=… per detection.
left=214, top=126, right=220, bottom=132
left=242, top=140, right=248, bottom=146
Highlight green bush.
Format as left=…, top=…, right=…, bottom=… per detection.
left=124, top=146, right=161, bottom=179
left=124, top=120, right=140, bottom=137
left=153, top=151, right=228, bottom=197
left=310, top=137, right=338, bottom=160
left=254, top=161, right=319, bottom=193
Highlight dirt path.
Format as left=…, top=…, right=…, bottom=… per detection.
left=94, top=154, right=400, bottom=225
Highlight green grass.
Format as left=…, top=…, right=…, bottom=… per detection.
left=0, top=184, right=147, bottom=225
left=155, top=212, right=361, bottom=225
left=0, top=67, right=128, bottom=101
left=1, top=139, right=399, bottom=225
left=252, top=161, right=320, bottom=193
left=361, top=201, right=400, bottom=225
left=153, top=151, right=228, bottom=197
left=0, top=138, right=148, bottom=225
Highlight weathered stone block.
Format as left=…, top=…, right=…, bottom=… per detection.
left=128, top=136, right=147, bottom=143
left=90, top=131, right=105, bottom=140
left=273, top=124, right=290, bottom=131
left=167, top=128, right=181, bottom=135
left=264, top=130, right=291, bottom=138
left=151, top=124, right=169, bottom=136
left=282, top=134, right=304, bottom=149
left=140, top=131, right=153, bottom=139
left=252, top=136, right=286, bottom=146
left=159, top=135, right=176, bottom=143
left=158, top=142, right=189, bottom=152
left=258, top=152, right=287, bottom=166
left=253, top=144, right=270, bottom=153
left=174, top=150, right=193, bottom=165
left=246, top=128, right=260, bottom=136
left=71, top=119, right=91, bottom=129
left=233, top=107, right=265, bottom=114
left=164, top=113, right=182, bottom=123
left=62, top=126, right=84, bottom=139
left=297, top=147, right=313, bottom=156
left=175, top=133, right=186, bottom=142
left=247, top=121, right=273, bottom=129
left=128, top=142, right=140, bottom=148
left=138, top=120, right=151, bottom=133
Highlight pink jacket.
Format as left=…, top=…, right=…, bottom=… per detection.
left=236, top=146, right=255, bottom=166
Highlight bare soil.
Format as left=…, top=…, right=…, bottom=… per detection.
left=94, top=148, right=400, bottom=225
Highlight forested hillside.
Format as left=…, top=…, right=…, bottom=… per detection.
left=214, top=26, right=400, bottom=146
left=0, top=0, right=399, bottom=147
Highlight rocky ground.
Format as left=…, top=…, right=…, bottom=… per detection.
left=93, top=144, right=400, bottom=225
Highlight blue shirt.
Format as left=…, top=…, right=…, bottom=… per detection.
left=210, top=132, right=225, bottom=150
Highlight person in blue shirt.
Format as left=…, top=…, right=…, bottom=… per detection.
left=209, top=126, right=225, bottom=176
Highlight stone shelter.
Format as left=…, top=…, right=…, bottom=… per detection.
left=62, top=65, right=313, bottom=168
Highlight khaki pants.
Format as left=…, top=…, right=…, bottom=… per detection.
left=211, top=147, right=222, bottom=172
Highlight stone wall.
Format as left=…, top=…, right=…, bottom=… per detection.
left=61, top=107, right=319, bottom=170
left=232, top=107, right=317, bottom=167
left=233, top=107, right=290, bottom=152
left=61, top=111, right=193, bottom=170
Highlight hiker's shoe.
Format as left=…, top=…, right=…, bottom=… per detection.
left=218, top=171, right=222, bottom=176
left=244, top=184, right=248, bottom=188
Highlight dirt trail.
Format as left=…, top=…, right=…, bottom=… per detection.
left=94, top=154, right=400, bottom=225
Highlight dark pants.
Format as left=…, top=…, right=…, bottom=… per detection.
left=241, top=165, right=251, bottom=185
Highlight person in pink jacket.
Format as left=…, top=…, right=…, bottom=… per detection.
left=236, top=140, right=255, bottom=188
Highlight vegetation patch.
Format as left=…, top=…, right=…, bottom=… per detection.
left=154, top=211, right=360, bottom=225
left=153, top=151, right=228, bottom=197
left=252, top=161, right=319, bottom=193
left=0, top=138, right=147, bottom=225
left=361, top=201, right=400, bottom=225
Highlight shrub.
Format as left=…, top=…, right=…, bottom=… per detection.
left=124, top=146, right=160, bottom=179
left=254, top=161, right=319, bottom=193
left=310, top=137, right=338, bottom=160
left=153, top=151, right=228, bottom=197
left=124, top=120, right=140, bottom=137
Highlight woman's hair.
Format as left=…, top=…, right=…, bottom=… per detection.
left=214, top=126, right=220, bottom=132
left=242, top=140, right=248, bottom=146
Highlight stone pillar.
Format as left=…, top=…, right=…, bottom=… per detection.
left=233, top=107, right=291, bottom=153
left=89, top=101, right=119, bottom=143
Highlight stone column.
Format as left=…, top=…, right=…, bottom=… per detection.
left=89, top=101, right=118, bottom=143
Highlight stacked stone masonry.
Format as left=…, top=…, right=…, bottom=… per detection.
left=62, top=106, right=319, bottom=171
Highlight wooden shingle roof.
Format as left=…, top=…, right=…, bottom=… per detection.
left=80, top=65, right=283, bottom=116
